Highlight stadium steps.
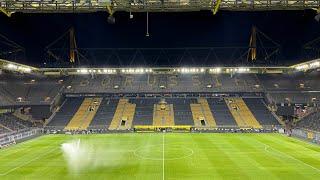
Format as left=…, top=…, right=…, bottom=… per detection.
left=225, top=98, right=262, bottom=128
left=132, top=99, right=156, bottom=126
left=206, top=98, right=237, bottom=126
left=166, top=98, right=194, bottom=125
left=153, top=103, right=175, bottom=126
left=46, top=98, right=83, bottom=128
left=108, top=99, right=136, bottom=130
left=89, top=99, right=119, bottom=129
left=78, top=98, right=103, bottom=130
left=64, top=98, right=102, bottom=131
left=243, top=98, right=279, bottom=126
left=190, top=98, right=217, bottom=127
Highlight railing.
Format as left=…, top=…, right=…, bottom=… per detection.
left=0, top=128, right=42, bottom=147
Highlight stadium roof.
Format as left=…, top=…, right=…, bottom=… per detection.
left=1, top=58, right=319, bottom=75
left=0, top=0, right=319, bottom=16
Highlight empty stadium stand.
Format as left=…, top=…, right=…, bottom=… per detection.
left=89, top=98, right=119, bottom=129
left=166, top=98, right=194, bottom=125
left=153, top=99, right=175, bottom=126
left=243, top=98, right=279, bottom=126
left=65, top=98, right=102, bottom=131
left=225, top=97, right=262, bottom=128
left=0, top=113, right=33, bottom=135
left=296, top=110, right=320, bottom=132
left=190, top=98, right=217, bottom=127
left=207, top=98, right=237, bottom=126
left=109, top=99, right=136, bottom=130
left=47, top=98, right=83, bottom=128
left=132, top=98, right=158, bottom=126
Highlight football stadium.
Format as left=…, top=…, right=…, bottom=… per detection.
left=1, top=1, right=320, bottom=179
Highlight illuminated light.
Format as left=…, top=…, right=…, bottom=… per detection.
left=67, top=85, right=72, bottom=89
left=160, top=85, right=166, bottom=89
left=7, top=64, right=18, bottom=70
left=19, top=67, right=32, bottom=73
left=310, top=61, right=320, bottom=68
left=78, top=69, right=89, bottom=74
left=237, top=68, right=250, bottom=73
left=114, top=85, right=119, bottom=89
left=206, top=84, right=212, bottom=88
left=209, top=68, right=222, bottom=74
left=200, top=68, right=205, bottom=73
left=295, top=64, right=309, bottom=70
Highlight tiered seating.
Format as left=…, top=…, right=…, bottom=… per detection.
left=78, top=98, right=102, bottom=130
left=132, top=98, right=157, bottom=125
left=108, top=99, right=136, bottom=130
left=0, top=74, right=63, bottom=105
left=64, top=98, right=102, bottom=131
left=153, top=100, right=175, bottom=126
left=296, top=111, right=320, bottom=132
left=0, top=114, right=33, bottom=135
left=190, top=98, right=216, bottom=127
left=89, top=99, right=119, bottom=129
left=0, top=125, right=11, bottom=136
left=166, top=98, right=194, bottom=125
left=207, top=98, right=237, bottom=126
left=243, top=98, right=279, bottom=126
left=47, top=98, right=83, bottom=128
left=225, top=97, right=262, bottom=128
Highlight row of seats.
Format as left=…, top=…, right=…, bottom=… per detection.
left=225, top=98, right=262, bottom=128
left=296, top=110, right=320, bottom=132
left=47, top=97, right=279, bottom=130
left=1, top=72, right=320, bottom=106
left=0, top=113, right=34, bottom=136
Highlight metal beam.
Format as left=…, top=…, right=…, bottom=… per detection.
left=0, top=1, right=319, bottom=13
left=0, top=7, right=12, bottom=17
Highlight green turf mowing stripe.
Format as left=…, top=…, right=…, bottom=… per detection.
left=0, top=133, right=319, bottom=180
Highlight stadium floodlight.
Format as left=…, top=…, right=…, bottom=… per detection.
left=18, top=66, right=32, bottom=73
left=102, top=69, right=116, bottom=74
left=237, top=68, right=250, bottom=73
left=209, top=68, right=222, bottom=74
left=77, top=69, right=89, bottom=74
left=295, top=64, right=309, bottom=71
left=7, top=63, right=18, bottom=70
left=310, top=61, right=320, bottom=68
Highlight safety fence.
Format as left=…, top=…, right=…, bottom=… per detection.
left=0, top=128, right=43, bottom=148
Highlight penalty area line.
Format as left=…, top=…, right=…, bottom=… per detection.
left=261, top=141, right=320, bottom=174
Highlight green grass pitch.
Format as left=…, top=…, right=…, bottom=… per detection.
left=1, top=133, right=320, bottom=180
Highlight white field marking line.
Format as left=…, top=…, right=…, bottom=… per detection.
left=162, top=133, right=165, bottom=180
left=261, top=141, right=320, bottom=174
left=0, top=147, right=59, bottom=176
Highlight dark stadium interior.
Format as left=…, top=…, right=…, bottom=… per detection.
left=1, top=10, right=320, bottom=66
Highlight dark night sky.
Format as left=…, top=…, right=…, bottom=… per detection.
left=0, top=10, right=319, bottom=67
